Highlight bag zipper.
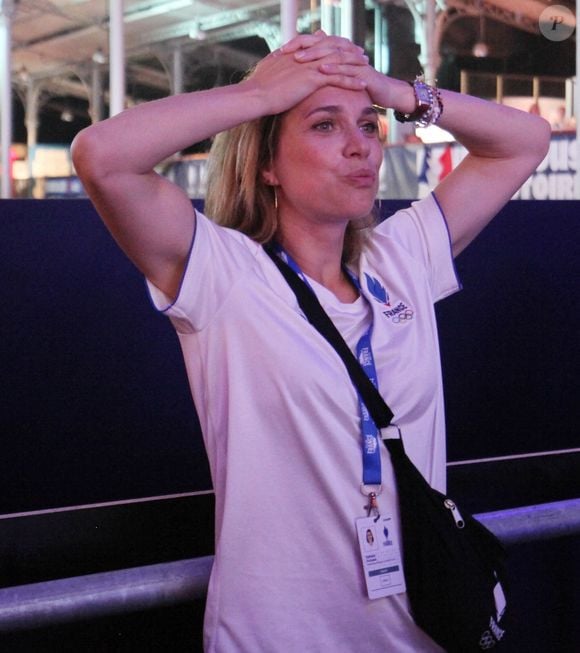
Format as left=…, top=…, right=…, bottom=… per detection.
left=444, top=498, right=465, bottom=529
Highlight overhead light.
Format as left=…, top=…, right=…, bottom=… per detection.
left=472, top=10, right=488, bottom=58
left=92, top=47, right=106, bottom=64
left=472, top=41, right=489, bottom=58
left=188, top=23, right=207, bottom=40
left=17, top=66, right=30, bottom=83
left=60, top=108, right=74, bottom=123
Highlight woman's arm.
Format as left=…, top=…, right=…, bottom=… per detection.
left=71, top=33, right=368, bottom=298
left=376, top=79, right=551, bottom=256
left=424, top=89, right=551, bottom=256
left=304, top=53, right=552, bottom=257
left=72, top=83, right=269, bottom=299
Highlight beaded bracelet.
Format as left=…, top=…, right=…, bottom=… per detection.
left=394, top=76, right=444, bottom=128
left=417, top=86, right=444, bottom=127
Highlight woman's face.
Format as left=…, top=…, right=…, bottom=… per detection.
left=265, top=86, right=383, bottom=229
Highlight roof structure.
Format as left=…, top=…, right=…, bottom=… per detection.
left=5, top=0, right=577, bottom=140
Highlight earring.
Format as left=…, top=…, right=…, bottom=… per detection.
left=274, top=187, right=278, bottom=210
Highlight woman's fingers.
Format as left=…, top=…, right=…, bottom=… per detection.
left=317, top=63, right=369, bottom=90
left=325, top=73, right=369, bottom=91
left=313, top=48, right=369, bottom=68
left=250, top=37, right=373, bottom=115
left=295, top=42, right=365, bottom=63
left=278, top=30, right=327, bottom=53
left=280, top=32, right=365, bottom=61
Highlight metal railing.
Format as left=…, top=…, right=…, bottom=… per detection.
left=1, top=498, right=579, bottom=633
left=459, top=70, right=573, bottom=108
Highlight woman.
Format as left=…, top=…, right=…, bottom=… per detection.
left=72, top=32, right=549, bottom=652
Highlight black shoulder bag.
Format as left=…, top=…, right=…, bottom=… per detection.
left=265, top=246, right=509, bottom=653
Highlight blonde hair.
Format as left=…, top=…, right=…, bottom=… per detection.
left=204, top=110, right=376, bottom=263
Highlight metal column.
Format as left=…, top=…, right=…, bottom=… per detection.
left=405, top=0, right=438, bottom=83
left=280, top=0, right=298, bottom=43
left=374, top=6, right=388, bottom=75
left=574, top=0, right=580, bottom=200
left=341, top=0, right=354, bottom=41
left=0, top=0, right=13, bottom=198
left=109, top=0, right=125, bottom=117
left=90, top=61, right=104, bottom=123
left=172, top=46, right=183, bottom=96
left=24, top=80, right=39, bottom=191
left=424, top=0, right=437, bottom=83
left=320, top=0, right=334, bottom=35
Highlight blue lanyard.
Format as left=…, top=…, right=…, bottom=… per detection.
left=272, top=245, right=382, bottom=487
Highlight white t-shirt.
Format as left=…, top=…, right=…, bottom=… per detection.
left=148, top=193, right=460, bottom=652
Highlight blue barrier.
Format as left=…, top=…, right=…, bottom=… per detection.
left=1, top=199, right=578, bottom=515
left=1, top=198, right=579, bottom=650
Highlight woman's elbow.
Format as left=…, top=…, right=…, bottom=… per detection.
left=516, top=115, right=551, bottom=174
left=71, top=126, right=109, bottom=184
left=532, top=115, right=552, bottom=160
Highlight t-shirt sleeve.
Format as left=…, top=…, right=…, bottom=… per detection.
left=374, top=192, right=461, bottom=302
left=146, top=210, right=260, bottom=333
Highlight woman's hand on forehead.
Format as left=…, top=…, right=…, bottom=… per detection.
left=278, top=30, right=366, bottom=61
left=248, top=32, right=370, bottom=115
left=294, top=34, right=412, bottom=113
left=276, top=31, right=402, bottom=111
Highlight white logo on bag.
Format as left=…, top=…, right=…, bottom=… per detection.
left=478, top=616, right=506, bottom=650
left=479, top=630, right=497, bottom=650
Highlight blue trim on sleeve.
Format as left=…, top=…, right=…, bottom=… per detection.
left=145, top=208, right=198, bottom=313
left=431, top=191, right=463, bottom=291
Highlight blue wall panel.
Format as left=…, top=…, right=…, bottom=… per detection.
left=1, top=199, right=578, bottom=515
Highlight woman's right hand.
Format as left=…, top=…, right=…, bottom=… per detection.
left=244, top=31, right=370, bottom=116
left=72, top=32, right=371, bottom=303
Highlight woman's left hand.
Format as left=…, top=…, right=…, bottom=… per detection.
left=279, top=30, right=365, bottom=62
left=284, top=32, right=415, bottom=114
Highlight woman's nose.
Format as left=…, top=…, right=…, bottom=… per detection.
left=344, top=126, right=371, bottom=157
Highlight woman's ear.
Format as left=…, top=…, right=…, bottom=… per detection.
left=261, top=165, right=279, bottom=187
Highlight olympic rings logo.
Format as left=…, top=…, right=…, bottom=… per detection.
left=391, top=309, right=414, bottom=324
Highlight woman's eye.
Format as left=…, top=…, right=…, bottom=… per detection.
left=314, top=120, right=333, bottom=132
left=361, top=122, right=379, bottom=134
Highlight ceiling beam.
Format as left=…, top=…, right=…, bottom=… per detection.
left=444, top=0, right=563, bottom=34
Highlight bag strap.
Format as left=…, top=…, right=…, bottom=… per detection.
left=265, top=246, right=394, bottom=429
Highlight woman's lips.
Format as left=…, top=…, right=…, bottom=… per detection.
left=344, top=170, right=377, bottom=187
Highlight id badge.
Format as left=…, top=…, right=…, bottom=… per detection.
left=355, top=515, right=406, bottom=600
